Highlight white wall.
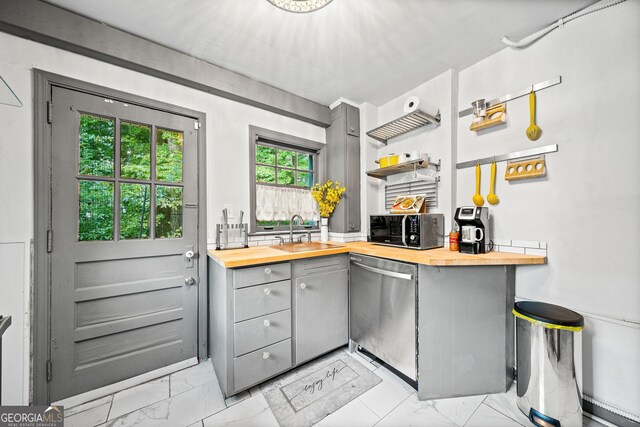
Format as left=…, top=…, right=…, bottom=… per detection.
left=0, top=32, right=324, bottom=404
left=456, top=1, right=639, bottom=416
left=362, top=70, right=455, bottom=232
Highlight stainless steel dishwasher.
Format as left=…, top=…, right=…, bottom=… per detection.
left=349, top=254, right=418, bottom=380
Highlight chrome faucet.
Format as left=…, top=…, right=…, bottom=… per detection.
left=290, top=214, right=304, bottom=243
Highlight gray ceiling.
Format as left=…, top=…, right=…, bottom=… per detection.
left=43, top=0, right=597, bottom=106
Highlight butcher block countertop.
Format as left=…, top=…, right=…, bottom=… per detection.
left=208, top=241, right=546, bottom=268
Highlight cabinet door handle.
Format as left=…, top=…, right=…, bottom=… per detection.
left=263, top=287, right=271, bottom=295
left=299, top=282, right=307, bottom=289
left=263, top=352, right=270, bottom=359
left=263, top=319, right=271, bottom=327
left=264, top=267, right=272, bottom=275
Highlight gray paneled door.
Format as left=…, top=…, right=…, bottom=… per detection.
left=49, top=86, right=199, bottom=401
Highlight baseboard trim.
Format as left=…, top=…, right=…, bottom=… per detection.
left=583, top=398, right=640, bottom=427
left=52, top=357, right=198, bottom=408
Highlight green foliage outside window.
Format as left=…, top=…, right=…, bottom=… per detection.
left=255, top=143, right=316, bottom=228
left=78, top=115, right=184, bottom=241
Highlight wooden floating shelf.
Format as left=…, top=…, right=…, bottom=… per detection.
left=366, top=109, right=441, bottom=144
left=366, top=158, right=441, bottom=180
left=469, top=103, right=507, bottom=132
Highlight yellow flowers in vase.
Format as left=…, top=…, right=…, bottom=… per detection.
left=311, top=180, right=346, bottom=218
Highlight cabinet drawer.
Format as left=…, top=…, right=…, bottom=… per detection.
left=292, top=254, right=348, bottom=277
left=234, top=280, right=291, bottom=322
left=233, top=339, right=292, bottom=392
left=233, top=262, right=291, bottom=289
left=234, top=309, right=291, bottom=357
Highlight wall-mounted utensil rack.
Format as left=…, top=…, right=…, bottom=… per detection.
left=366, top=158, right=441, bottom=180
left=456, top=144, right=557, bottom=169
left=367, top=109, right=441, bottom=144
left=458, top=76, right=561, bottom=118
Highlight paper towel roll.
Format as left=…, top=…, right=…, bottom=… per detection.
left=403, top=96, right=420, bottom=113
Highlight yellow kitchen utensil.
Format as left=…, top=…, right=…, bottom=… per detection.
left=473, top=164, right=484, bottom=207
left=487, top=160, right=499, bottom=205
left=526, top=91, right=541, bottom=141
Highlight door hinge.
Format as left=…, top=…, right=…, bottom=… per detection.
left=194, top=121, right=200, bottom=130
left=47, top=101, right=53, bottom=124
left=46, top=229, right=53, bottom=253
left=46, top=360, right=52, bottom=382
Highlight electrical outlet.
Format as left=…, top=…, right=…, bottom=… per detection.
left=224, top=204, right=234, bottom=219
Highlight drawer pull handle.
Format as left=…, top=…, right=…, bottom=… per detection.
left=264, top=267, right=272, bottom=275
left=263, top=319, right=271, bottom=327
left=299, top=282, right=307, bottom=289
left=264, top=288, right=271, bottom=295
left=263, top=352, right=270, bottom=359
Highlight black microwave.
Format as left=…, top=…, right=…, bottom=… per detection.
left=369, top=214, right=445, bottom=250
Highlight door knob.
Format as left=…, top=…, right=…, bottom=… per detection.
left=263, top=352, right=270, bottom=359
left=264, top=287, right=271, bottom=295
left=185, top=277, right=196, bottom=286
left=264, top=267, right=272, bottom=275
left=185, top=250, right=195, bottom=260
left=263, top=319, right=271, bottom=327
left=300, top=282, right=307, bottom=289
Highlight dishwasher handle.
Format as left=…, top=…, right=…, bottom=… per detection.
left=351, top=261, right=414, bottom=281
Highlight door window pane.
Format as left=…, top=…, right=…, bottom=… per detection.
left=277, top=169, right=294, bottom=185
left=120, top=183, right=151, bottom=240
left=156, top=185, right=183, bottom=238
left=256, top=145, right=275, bottom=165
left=79, top=114, right=114, bottom=177
left=277, top=149, right=295, bottom=167
left=120, top=122, right=151, bottom=180
left=156, top=129, right=183, bottom=183
left=256, top=166, right=275, bottom=183
left=79, top=180, right=114, bottom=241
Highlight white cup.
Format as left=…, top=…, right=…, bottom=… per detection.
left=461, top=226, right=484, bottom=243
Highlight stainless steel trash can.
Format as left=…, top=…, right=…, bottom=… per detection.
left=513, top=301, right=584, bottom=427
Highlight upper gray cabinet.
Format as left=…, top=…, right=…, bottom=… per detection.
left=326, top=103, right=361, bottom=233
left=346, top=104, right=360, bottom=137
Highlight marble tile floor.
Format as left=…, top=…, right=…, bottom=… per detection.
left=64, top=349, right=609, bottom=427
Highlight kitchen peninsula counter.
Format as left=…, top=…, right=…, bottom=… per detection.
left=208, top=241, right=545, bottom=268
left=208, top=241, right=545, bottom=400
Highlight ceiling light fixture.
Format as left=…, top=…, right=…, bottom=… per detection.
left=267, top=0, right=333, bottom=13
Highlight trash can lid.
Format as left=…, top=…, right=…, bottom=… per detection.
left=513, top=301, right=584, bottom=330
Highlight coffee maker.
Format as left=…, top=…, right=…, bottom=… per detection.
left=454, top=207, right=491, bottom=254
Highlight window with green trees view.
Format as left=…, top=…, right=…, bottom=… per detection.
left=255, top=142, right=316, bottom=229
left=78, top=114, right=184, bottom=241
left=249, top=126, right=325, bottom=233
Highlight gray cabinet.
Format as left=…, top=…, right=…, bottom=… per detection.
left=209, top=254, right=350, bottom=397
left=292, top=255, right=349, bottom=364
left=326, top=103, right=361, bottom=233
left=346, top=104, right=360, bottom=137
left=209, top=259, right=293, bottom=396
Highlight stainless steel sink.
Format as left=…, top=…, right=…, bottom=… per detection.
left=270, top=242, right=343, bottom=253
